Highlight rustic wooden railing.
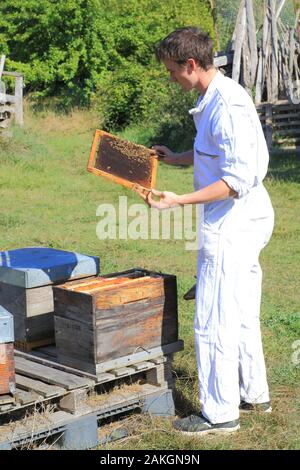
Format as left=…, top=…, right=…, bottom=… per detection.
left=0, top=55, right=23, bottom=128
left=257, top=100, right=300, bottom=154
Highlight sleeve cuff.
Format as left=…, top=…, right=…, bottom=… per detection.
left=221, top=176, right=250, bottom=199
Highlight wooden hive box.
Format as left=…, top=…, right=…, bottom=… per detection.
left=87, top=130, right=158, bottom=196
left=0, top=307, right=15, bottom=396
left=53, top=268, right=178, bottom=374
left=0, top=247, right=100, bottom=350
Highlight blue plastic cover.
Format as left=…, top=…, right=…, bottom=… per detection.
left=0, top=247, right=100, bottom=288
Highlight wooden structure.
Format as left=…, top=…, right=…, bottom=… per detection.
left=0, top=343, right=183, bottom=449
left=0, top=55, right=24, bottom=129
left=0, top=308, right=15, bottom=399
left=224, top=0, right=300, bottom=105
left=0, top=247, right=100, bottom=350
left=53, top=268, right=178, bottom=375
left=257, top=99, right=300, bottom=152
left=87, top=130, right=158, bottom=196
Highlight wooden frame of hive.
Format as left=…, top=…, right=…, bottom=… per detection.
left=87, top=130, right=158, bottom=196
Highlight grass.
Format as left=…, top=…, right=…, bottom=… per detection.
left=0, top=106, right=299, bottom=450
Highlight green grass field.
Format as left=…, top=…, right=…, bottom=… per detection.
left=0, top=108, right=299, bottom=450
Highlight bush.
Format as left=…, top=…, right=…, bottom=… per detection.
left=0, top=0, right=214, bottom=142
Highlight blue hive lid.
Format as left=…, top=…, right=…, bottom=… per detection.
left=0, top=247, right=100, bottom=288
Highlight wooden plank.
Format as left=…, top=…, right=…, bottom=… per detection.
left=272, top=112, right=300, bottom=120
left=232, top=1, right=246, bottom=82
left=275, top=129, right=300, bottom=136
left=245, top=0, right=258, bottom=84
left=14, top=349, right=97, bottom=381
left=26, top=285, right=54, bottom=317
left=15, top=388, right=42, bottom=405
left=270, top=0, right=279, bottom=101
left=276, top=0, right=287, bottom=19
left=110, top=367, right=135, bottom=377
left=273, top=120, right=300, bottom=127
left=53, top=287, right=94, bottom=325
left=14, top=356, right=93, bottom=390
left=213, top=52, right=234, bottom=67
left=95, top=301, right=178, bottom=363
left=96, top=372, right=117, bottom=383
left=54, top=316, right=96, bottom=364
left=2, top=70, right=23, bottom=78
left=132, top=362, right=155, bottom=371
left=270, top=146, right=300, bottom=154
left=1, top=93, right=16, bottom=103
left=0, top=55, right=5, bottom=81
left=14, top=75, right=23, bottom=125
left=265, top=103, right=273, bottom=150
left=15, top=373, right=65, bottom=398
left=0, top=394, right=14, bottom=405
left=0, top=282, right=27, bottom=316
left=14, top=314, right=54, bottom=344
left=95, top=340, right=184, bottom=374
left=94, top=278, right=165, bottom=308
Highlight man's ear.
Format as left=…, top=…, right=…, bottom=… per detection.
left=186, top=58, right=198, bottom=72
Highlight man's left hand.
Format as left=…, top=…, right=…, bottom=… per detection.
left=146, top=188, right=181, bottom=209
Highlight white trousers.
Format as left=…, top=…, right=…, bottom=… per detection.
left=194, top=184, right=274, bottom=424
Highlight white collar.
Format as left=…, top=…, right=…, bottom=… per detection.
left=189, top=70, right=223, bottom=115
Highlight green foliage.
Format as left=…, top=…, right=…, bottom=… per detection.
left=93, top=0, right=214, bottom=140
left=0, top=0, right=214, bottom=139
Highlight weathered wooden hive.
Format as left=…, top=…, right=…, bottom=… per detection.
left=0, top=247, right=100, bottom=350
left=0, top=307, right=15, bottom=396
left=53, top=268, right=178, bottom=375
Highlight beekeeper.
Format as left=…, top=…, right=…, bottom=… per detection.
left=146, top=27, right=274, bottom=435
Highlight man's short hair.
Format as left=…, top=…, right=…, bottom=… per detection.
left=155, top=27, right=214, bottom=71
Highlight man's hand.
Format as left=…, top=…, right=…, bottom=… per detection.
left=146, top=188, right=181, bottom=210
left=152, top=145, right=178, bottom=165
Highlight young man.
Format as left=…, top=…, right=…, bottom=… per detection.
left=147, top=27, right=274, bottom=435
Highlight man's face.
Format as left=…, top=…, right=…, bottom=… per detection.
left=162, top=58, right=196, bottom=91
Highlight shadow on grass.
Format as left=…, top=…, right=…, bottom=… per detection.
left=268, top=153, right=300, bottom=183
left=172, top=366, right=199, bottom=417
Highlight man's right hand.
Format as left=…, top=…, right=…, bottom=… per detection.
left=152, top=145, right=178, bottom=165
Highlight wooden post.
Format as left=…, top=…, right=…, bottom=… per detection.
left=232, top=0, right=247, bottom=83
left=265, top=103, right=273, bottom=151
left=14, top=75, right=23, bottom=126
left=270, top=0, right=279, bottom=101
left=0, top=55, right=5, bottom=81
left=276, top=0, right=286, bottom=19
left=255, top=45, right=263, bottom=104
left=289, top=28, right=295, bottom=76
left=245, top=0, right=258, bottom=85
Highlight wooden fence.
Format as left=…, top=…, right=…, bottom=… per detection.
left=257, top=100, right=300, bottom=154
left=0, top=54, right=23, bottom=129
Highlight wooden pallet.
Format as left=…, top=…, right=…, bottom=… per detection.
left=0, top=340, right=183, bottom=449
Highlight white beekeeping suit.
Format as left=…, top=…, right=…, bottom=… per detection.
left=190, top=71, right=274, bottom=424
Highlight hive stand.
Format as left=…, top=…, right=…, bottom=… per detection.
left=0, top=343, right=183, bottom=450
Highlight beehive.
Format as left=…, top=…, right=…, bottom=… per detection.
left=87, top=130, right=158, bottom=195
left=53, top=268, right=178, bottom=374
left=0, top=247, right=100, bottom=349
left=0, top=307, right=15, bottom=395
